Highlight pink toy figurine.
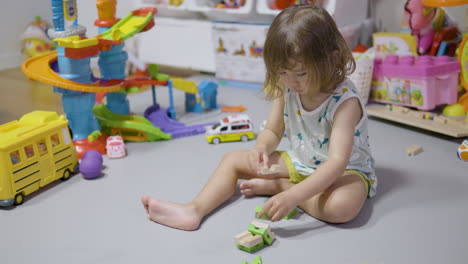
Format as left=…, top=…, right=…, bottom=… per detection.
left=404, top=0, right=437, bottom=54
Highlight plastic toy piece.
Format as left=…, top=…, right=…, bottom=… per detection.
left=92, top=104, right=171, bottom=142
left=406, top=144, right=424, bottom=156
left=22, top=51, right=123, bottom=93
left=248, top=223, right=275, bottom=245
left=144, top=106, right=216, bottom=139
left=0, top=111, right=78, bottom=207
left=222, top=105, right=247, bottom=113
left=234, top=231, right=263, bottom=248
left=255, top=206, right=298, bottom=220
left=241, top=256, right=263, bottom=264
left=457, top=139, right=468, bottom=161
left=236, top=241, right=265, bottom=253
left=422, top=0, right=468, bottom=6
left=259, top=164, right=280, bottom=175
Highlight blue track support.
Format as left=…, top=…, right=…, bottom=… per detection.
left=98, top=26, right=129, bottom=115
left=167, top=80, right=176, bottom=120
left=53, top=46, right=99, bottom=140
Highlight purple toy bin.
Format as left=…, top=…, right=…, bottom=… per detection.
left=80, top=150, right=103, bottom=179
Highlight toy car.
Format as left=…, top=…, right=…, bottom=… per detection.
left=106, top=135, right=126, bottom=159
left=205, top=114, right=255, bottom=144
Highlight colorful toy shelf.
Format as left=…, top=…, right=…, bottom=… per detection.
left=140, top=0, right=190, bottom=11
left=190, top=0, right=254, bottom=14
left=255, top=0, right=281, bottom=15
left=366, top=104, right=468, bottom=138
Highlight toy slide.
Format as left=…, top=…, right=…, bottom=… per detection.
left=92, top=104, right=171, bottom=142
left=144, top=105, right=215, bottom=139
left=22, top=51, right=123, bottom=93
left=100, top=8, right=156, bottom=42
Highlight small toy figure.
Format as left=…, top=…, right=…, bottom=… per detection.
left=403, top=0, right=437, bottom=54
left=457, top=139, right=468, bottom=161
left=106, top=135, right=127, bottom=159
left=20, top=16, right=54, bottom=58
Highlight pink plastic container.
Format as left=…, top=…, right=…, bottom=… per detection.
left=370, top=55, right=460, bottom=110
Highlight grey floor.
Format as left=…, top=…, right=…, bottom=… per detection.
left=1, top=75, right=468, bottom=264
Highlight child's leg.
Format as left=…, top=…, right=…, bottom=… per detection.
left=242, top=171, right=368, bottom=224
left=141, top=150, right=289, bottom=231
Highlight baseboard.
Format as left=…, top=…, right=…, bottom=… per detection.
left=0, top=53, right=22, bottom=71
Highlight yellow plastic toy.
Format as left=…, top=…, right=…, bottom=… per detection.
left=0, top=111, right=78, bottom=207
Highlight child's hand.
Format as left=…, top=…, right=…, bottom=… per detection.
left=248, top=149, right=270, bottom=175
left=257, top=191, right=297, bottom=222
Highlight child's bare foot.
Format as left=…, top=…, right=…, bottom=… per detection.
left=141, top=196, right=202, bottom=231
left=239, top=178, right=285, bottom=197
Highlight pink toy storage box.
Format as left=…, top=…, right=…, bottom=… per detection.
left=370, top=55, right=460, bottom=110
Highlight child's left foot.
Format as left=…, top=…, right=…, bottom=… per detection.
left=141, top=196, right=202, bottom=231
left=239, top=178, right=283, bottom=197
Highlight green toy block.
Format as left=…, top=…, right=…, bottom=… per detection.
left=252, top=256, right=263, bottom=264
left=248, top=224, right=274, bottom=245
left=255, top=206, right=269, bottom=220
left=256, top=206, right=298, bottom=220
left=236, top=240, right=265, bottom=253
left=241, top=256, right=263, bottom=264
left=284, top=208, right=298, bottom=220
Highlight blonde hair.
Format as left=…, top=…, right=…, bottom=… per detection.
left=263, top=4, right=355, bottom=99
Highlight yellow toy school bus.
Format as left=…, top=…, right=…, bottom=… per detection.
left=0, top=111, right=78, bottom=206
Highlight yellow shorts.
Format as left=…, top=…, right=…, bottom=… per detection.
left=279, top=151, right=370, bottom=197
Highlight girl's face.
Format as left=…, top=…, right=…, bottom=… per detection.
left=278, top=63, right=316, bottom=95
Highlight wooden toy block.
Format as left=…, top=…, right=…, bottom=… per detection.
left=259, top=164, right=280, bottom=175
left=434, top=116, right=448, bottom=124
left=234, top=231, right=252, bottom=244
left=237, top=233, right=263, bottom=249
left=248, top=224, right=274, bottom=245
left=251, top=220, right=271, bottom=232
left=406, top=144, right=423, bottom=156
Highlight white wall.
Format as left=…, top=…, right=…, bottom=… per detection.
left=0, top=0, right=437, bottom=70
left=0, top=0, right=138, bottom=71
left=1, top=0, right=52, bottom=70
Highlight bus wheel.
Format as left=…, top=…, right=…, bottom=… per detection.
left=14, top=193, right=24, bottom=206
left=61, top=169, right=72, bottom=181
left=241, top=135, right=249, bottom=142
left=212, top=137, right=221, bottom=144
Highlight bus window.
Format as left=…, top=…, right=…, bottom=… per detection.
left=10, top=150, right=21, bottom=165
left=37, top=139, right=48, bottom=156
left=51, top=134, right=60, bottom=147
left=62, top=128, right=71, bottom=144
left=24, top=144, right=35, bottom=158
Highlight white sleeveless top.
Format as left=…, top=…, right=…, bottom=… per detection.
left=283, top=79, right=377, bottom=197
